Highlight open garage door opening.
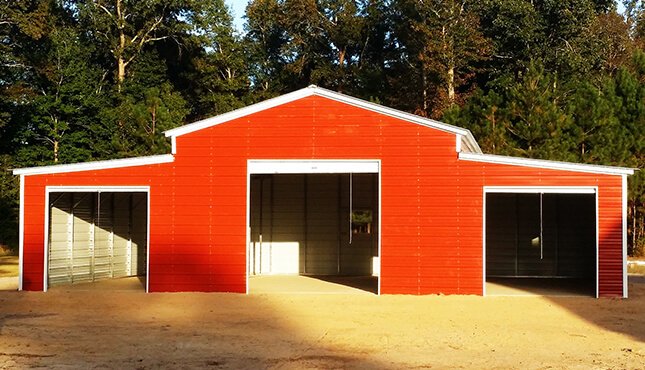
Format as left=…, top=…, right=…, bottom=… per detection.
left=248, top=174, right=379, bottom=294
left=485, top=191, right=597, bottom=297
left=47, top=191, right=148, bottom=291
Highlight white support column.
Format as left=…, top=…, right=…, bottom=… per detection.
left=622, top=174, right=628, bottom=298
left=18, top=175, right=24, bottom=291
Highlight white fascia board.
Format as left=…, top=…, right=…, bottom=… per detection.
left=12, top=154, right=174, bottom=176
left=248, top=159, right=380, bottom=174
left=163, top=86, right=484, bottom=154
left=164, top=88, right=315, bottom=137
left=484, top=186, right=597, bottom=194
left=312, top=87, right=474, bottom=137
left=460, top=152, right=635, bottom=176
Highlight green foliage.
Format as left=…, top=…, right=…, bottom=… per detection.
left=107, top=82, right=189, bottom=156
left=184, top=0, right=250, bottom=118
left=0, top=156, right=19, bottom=250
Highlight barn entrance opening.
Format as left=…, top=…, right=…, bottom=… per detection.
left=47, top=191, right=147, bottom=291
left=485, top=192, right=596, bottom=297
left=248, top=174, right=379, bottom=294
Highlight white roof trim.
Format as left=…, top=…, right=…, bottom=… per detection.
left=248, top=159, right=380, bottom=174
left=459, top=152, right=635, bottom=176
left=13, top=154, right=174, bottom=176
left=164, top=85, right=482, bottom=154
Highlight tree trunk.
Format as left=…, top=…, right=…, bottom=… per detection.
left=447, top=65, right=455, bottom=105
left=116, top=0, right=126, bottom=92
left=117, top=56, right=126, bottom=91
left=53, top=140, right=59, bottom=163
left=422, top=65, right=428, bottom=114
left=150, top=106, right=156, bottom=135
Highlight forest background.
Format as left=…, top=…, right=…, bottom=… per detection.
left=1, top=0, right=643, bottom=255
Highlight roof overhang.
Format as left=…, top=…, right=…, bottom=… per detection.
left=164, top=85, right=483, bottom=154
left=459, top=152, right=636, bottom=176
left=12, top=154, right=174, bottom=176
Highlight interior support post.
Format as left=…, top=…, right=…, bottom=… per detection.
left=303, top=174, right=308, bottom=274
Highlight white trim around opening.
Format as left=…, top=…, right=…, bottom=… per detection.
left=43, top=186, right=151, bottom=292
left=482, top=186, right=599, bottom=298
left=18, top=175, right=24, bottom=291
left=248, top=159, right=380, bottom=174
left=246, top=159, right=382, bottom=295
left=622, top=175, right=628, bottom=298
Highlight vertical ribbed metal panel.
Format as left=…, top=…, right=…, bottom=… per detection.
left=248, top=173, right=377, bottom=276
left=305, top=174, right=340, bottom=275
left=486, top=193, right=596, bottom=278
left=71, top=193, right=93, bottom=284
left=93, top=193, right=113, bottom=280
left=338, top=174, right=376, bottom=276
left=48, top=193, right=73, bottom=286
left=44, top=191, right=147, bottom=287
left=111, top=193, right=130, bottom=278
left=131, top=193, right=148, bottom=276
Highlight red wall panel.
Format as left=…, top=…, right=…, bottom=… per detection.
left=19, top=95, right=626, bottom=296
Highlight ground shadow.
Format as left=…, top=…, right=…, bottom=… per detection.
left=486, top=277, right=595, bottom=297
left=47, top=275, right=146, bottom=291
left=0, top=287, right=395, bottom=368
left=544, top=275, right=645, bottom=342
left=307, top=275, right=378, bottom=294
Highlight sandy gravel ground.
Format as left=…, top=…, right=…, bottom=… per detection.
left=1, top=279, right=644, bottom=369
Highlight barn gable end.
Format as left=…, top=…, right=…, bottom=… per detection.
left=13, top=87, right=635, bottom=297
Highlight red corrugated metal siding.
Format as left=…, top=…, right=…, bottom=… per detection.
left=20, top=95, right=625, bottom=296
left=457, top=161, right=624, bottom=297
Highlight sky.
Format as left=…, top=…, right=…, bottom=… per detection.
left=226, top=0, right=249, bottom=32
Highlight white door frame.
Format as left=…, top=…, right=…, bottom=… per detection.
left=42, top=186, right=151, bottom=292
left=482, top=186, right=599, bottom=298
left=246, top=160, right=382, bottom=294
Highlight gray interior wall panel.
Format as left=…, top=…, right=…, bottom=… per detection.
left=93, top=193, right=113, bottom=280
left=339, top=174, right=375, bottom=276
left=131, top=193, right=148, bottom=276
left=553, top=194, right=595, bottom=277
left=305, top=175, right=340, bottom=275
left=112, top=193, right=130, bottom=277
left=250, top=174, right=378, bottom=276
left=485, top=194, right=518, bottom=276
left=72, top=193, right=94, bottom=283
left=47, top=191, right=147, bottom=287
left=486, top=193, right=596, bottom=279
left=49, top=193, right=73, bottom=286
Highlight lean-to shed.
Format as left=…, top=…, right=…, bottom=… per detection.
left=14, top=86, right=635, bottom=297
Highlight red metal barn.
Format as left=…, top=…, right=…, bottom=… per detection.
left=14, top=87, right=634, bottom=297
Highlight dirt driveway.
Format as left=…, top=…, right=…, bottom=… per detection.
left=1, top=279, right=644, bottom=369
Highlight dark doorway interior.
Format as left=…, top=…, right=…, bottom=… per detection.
left=249, top=174, right=379, bottom=292
left=486, top=193, right=596, bottom=296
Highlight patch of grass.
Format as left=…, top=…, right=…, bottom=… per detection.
left=0, top=255, right=18, bottom=278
